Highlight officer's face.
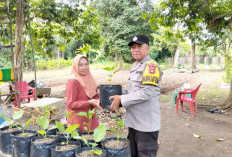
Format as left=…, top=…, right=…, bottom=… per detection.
left=131, top=43, right=150, bottom=62
left=78, top=57, right=89, bottom=76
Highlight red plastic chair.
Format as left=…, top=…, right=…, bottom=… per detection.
left=14, top=81, right=36, bottom=108
left=176, top=83, right=202, bottom=117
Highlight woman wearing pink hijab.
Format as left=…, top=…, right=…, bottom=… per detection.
left=66, top=55, right=102, bottom=132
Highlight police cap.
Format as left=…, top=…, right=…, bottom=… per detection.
left=128, top=35, right=149, bottom=46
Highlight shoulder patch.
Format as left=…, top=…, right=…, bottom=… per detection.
left=142, top=61, right=160, bottom=86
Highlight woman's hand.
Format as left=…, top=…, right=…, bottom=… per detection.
left=89, top=99, right=103, bottom=110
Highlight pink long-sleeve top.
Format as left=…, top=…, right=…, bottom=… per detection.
left=66, top=79, right=99, bottom=133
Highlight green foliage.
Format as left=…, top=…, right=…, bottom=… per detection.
left=74, top=123, right=107, bottom=156
left=36, top=106, right=58, bottom=138
left=103, top=66, right=119, bottom=82
left=1, top=110, right=34, bottom=136
left=93, top=0, right=154, bottom=62
left=36, top=59, right=73, bottom=70
left=77, top=109, right=95, bottom=133
left=0, top=54, right=12, bottom=69
left=109, top=119, right=126, bottom=141
left=74, top=109, right=107, bottom=156
left=224, top=56, right=232, bottom=84
left=55, top=120, right=80, bottom=145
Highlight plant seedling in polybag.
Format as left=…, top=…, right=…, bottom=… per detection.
left=55, top=121, right=80, bottom=145
left=77, top=109, right=95, bottom=134
left=109, top=118, right=126, bottom=141
left=1, top=111, right=34, bottom=136
left=74, top=123, right=107, bottom=156
left=103, top=66, right=119, bottom=82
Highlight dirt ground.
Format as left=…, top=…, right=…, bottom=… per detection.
left=0, top=67, right=231, bottom=157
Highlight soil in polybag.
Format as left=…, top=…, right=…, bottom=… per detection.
left=75, top=146, right=107, bottom=157
left=101, top=137, right=131, bottom=157
left=51, top=141, right=81, bottom=157
left=11, top=129, right=37, bottom=157
left=99, top=85, right=122, bottom=109
left=0, top=126, right=19, bottom=154
left=30, top=136, right=60, bottom=157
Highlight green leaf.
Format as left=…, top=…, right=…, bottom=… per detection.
left=77, top=112, right=87, bottom=117
left=38, top=116, right=49, bottom=130
left=37, top=130, right=46, bottom=136
left=84, top=127, right=88, bottom=131
left=103, top=67, right=111, bottom=71
left=113, top=70, right=119, bottom=74
left=93, top=149, right=102, bottom=155
left=26, top=117, right=34, bottom=126
left=66, top=124, right=80, bottom=134
left=81, top=135, right=88, bottom=145
left=109, top=128, right=116, bottom=133
left=88, top=109, right=95, bottom=119
left=0, top=114, right=8, bottom=120
left=71, top=131, right=79, bottom=138
left=55, top=121, right=65, bottom=133
left=71, top=131, right=80, bottom=139
left=90, top=143, right=98, bottom=148
left=66, top=111, right=74, bottom=118
left=13, top=111, right=24, bottom=120
left=93, top=123, right=106, bottom=142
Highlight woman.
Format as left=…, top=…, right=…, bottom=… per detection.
left=66, top=55, right=102, bottom=132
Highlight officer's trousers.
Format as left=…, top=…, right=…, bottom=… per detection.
left=127, top=127, right=159, bottom=157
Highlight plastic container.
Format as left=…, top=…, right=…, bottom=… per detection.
left=30, top=136, right=60, bottom=157
left=101, top=137, right=131, bottom=157
left=11, top=130, right=37, bottom=157
left=99, top=85, right=122, bottom=109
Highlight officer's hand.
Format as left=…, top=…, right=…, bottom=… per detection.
left=89, top=99, right=103, bottom=110
left=109, top=95, right=121, bottom=111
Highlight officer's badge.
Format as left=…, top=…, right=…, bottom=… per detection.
left=133, top=36, right=138, bottom=41
left=142, top=61, right=160, bottom=86
left=148, top=63, right=156, bottom=74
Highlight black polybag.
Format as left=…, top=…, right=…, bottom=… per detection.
left=30, top=136, right=60, bottom=157
left=0, top=126, right=19, bottom=154
left=101, top=137, right=131, bottom=157
left=99, top=85, right=122, bottom=109
left=75, top=146, right=107, bottom=157
left=11, top=130, right=37, bottom=157
left=51, top=141, right=81, bottom=157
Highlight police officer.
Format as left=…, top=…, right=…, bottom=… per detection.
left=110, top=35, right=163, bottom=157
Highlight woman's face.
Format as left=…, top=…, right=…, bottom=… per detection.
left=78, top=57, right=89, bottom=76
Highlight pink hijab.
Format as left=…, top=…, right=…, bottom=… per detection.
left=71, top=55, right=97, bottom=99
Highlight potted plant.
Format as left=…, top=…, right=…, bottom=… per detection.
left=30, top=115, right=59, bottom=157
left=0, top=111, right=23, bottom=154
left=77, top=109, right=101, bottom=147
left=101, top=118, right=131, bottom=157
left=51, top=120, right=81, bottom=157
left=99, top=66, right=122, bottom=109
left=75, top=123, right=107, bottom=157
left=10, top=110, right=37, bottom=157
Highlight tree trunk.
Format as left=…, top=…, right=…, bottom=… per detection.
left=191, top=38, right=197, bottom=70
left=14, top=0, right=24, bottom=82
left=171, top=46, right=180, bottom=68
left=115, top=51, right=118, bottom=67
left=119, top=53, right=123, bottom=69
left=221, top=78, right=232, bottom=110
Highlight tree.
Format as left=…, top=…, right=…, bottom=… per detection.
left=150, top=0, right=232, bottom=109
left=14, top=0, right=24, bottom=81
left=148, top=0, right=207, bottom=70
left=201, top=0, right=232, bottom=110
left=93, top=0, right=154, bottom=68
